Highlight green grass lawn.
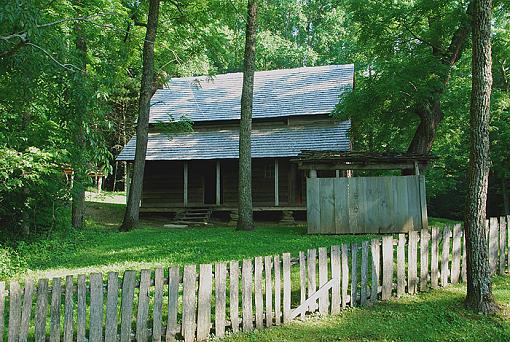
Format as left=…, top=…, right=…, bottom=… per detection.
left=222, top=275, right=510, bottom=341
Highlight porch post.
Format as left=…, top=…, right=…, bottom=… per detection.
left=216, top=160, right=221, bottom=205
left=183, top=161, right=188, bottom=206
left=275, top=158, right=279, bottom=206
left=335, top=170, right=340, bottom=178
left=309, top=169, right=317, bottom=178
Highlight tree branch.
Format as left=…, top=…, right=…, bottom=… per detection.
left=26, top=42, right=82, bottom=72
left=36, top=12, right=116, bottom=28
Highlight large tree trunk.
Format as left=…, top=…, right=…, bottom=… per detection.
left=464, top=0, right=498, bottom=314
left=71, top=2, right=88, bottom=229
left=120, top=0, right=160, bottom=231
left=237, top=0, right=257, bottom=231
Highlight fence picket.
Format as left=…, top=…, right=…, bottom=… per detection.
left=451, top=224, right=462, bottom=284
left=299, top=252, right=306, bottom=319
left=76, top=275, right=86, bottom=342
left=341, top=244, right=349, bottom=308
left=182, top=265, right=197, bottom=342
left=8, top=281, right=21, bottom=342
left=49, top=277, right=61, bottom=342
left=331, top=245, right=341, bottom=313
left=441, top=228, right=450, bottom=286
left=489, top=217, right=499, bottom=275
left=431, top=228, right=439, bottom=288
left=35, top=279, right=49, bottom=342
left=274, top=255, right=281, bottom=326
left=229, top=261, right=240, bottom=332
left=166, top=266, right=180, bottom=342
left=197, top=264, right=213, bottom=341
left=507, top=215, right=510, bottom=273
left=382, top=236, right=393, bottom=300
left=370, top=239, right=380, bottom=303
left=19, top=279, right=34, bottom=342
left=499, top=217, right=507, bottom=275
left=241, top=259, right=253, bottom=332
left=120, top=271, right=136, bottom=342
left=254, top=257, right=264, bottom=329
left=63, top=276, right=73, bottom=342
left=153, top=268, right=164, bottom=342
left=264, top=256, right=273, bottom=326
left=0, top=282, right=4, bottom=341
left=319, top=247, right=329, bottom=313
left=420, top=229, right=430, bottom=291
left=307, top=249, right=317, bottom=311
left=350, top=243, right=358, bottom=307
left=462, top=230, right=467, bottom=282
left=283, top=253, right=291, bottom=323
left=215, top=263, right=227, bottom=337
left=408, top=231, right=418, bottom=295
left=105, top=272, right=119, bottom=342
left=397, top=234, right=406, bottom=297
left=360, top=241, right=369, bottom=306
left=89, top=273, right=104, bottom=342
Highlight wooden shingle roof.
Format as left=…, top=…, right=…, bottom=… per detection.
left=117, top=121, right=351, bottom=161
left=149, top=64, right=354, bottom=123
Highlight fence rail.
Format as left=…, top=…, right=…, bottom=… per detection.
left=1, top=216, right=509, bottom=342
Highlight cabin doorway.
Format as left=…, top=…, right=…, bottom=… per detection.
left=203, top=160, right=218, bottom=205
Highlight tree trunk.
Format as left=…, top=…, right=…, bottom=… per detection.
left=464, top=0, right=498, bottom=314
left=120, top=0, right=161, bottom=231
left=407, top=100, right=444, bottom=154
left=71, top=2, right=87, bottom=229
left=237, top=0, right=257, bottom=231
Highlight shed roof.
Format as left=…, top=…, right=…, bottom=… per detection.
left=117, top=121, right=350, bottom=161
left=149, top=64, right=354, bottom=123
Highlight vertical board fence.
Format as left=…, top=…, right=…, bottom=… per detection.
left=1, top=216, right=509, bottom=341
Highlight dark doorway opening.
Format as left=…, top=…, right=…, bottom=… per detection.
left=203, top=161, right=217, bottom=205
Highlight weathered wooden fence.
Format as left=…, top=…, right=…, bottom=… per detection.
left=1, top=216, right=509, bottom=342
left=307, top=175, right=428, bottom=234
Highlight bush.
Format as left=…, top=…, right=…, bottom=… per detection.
left=0, top=245, right=26, bottom=279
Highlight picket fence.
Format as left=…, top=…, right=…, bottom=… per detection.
left=1, top=216, right=509, bottom=342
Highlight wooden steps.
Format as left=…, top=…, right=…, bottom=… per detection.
left=174, top=208, right=212, bottom=226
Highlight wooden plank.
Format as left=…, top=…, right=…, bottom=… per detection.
left=19, top=279, right=34, bottom=342
left=420, top=229, right=430, bottom=292
left=360, top=241, right=369, bottom=306
left=241, top=259, right=253, bottom=332
left=0, top=282, right=4, bottom=342
left=120, top=271, right=136, bottom=342
left=264, top=256, right=273, bottom=326
left=166, top=266, right=180, bottom=342
left=229, top=261, right=240, bottom=333
left=254, top=257, right=264, bottom=329
left=105, top=272, right=119, bottom=342
left=499, top=217, right=507, bottom=275
left=299, top=252, right=306, bottom=319
left=89, top=273, right=104, bottom=342
left=76, top=275, right=86, bottom=342
left=153, top=268, right=164, bottom=342
left=62, top=276, right=73, bottom=342
left=489, top=217, right=499, bottom=275
left=215, top=263, right=227, bottom=337
left=320, top=178, right=335, bottom=233
left=462, top=230, right=467, bottom=282
left=182, top=265, right=197, bottom=342
left=441, top=227, right=451, bottom=286
left=283, top=253, right=291, bottom=323
left=350, top=243, right=358, bottom=306
left=408, top=231, right=418, bottom=295
left=382, top=236, right=393, bottom=300
left=431, top=228, right=439, bottom=289
left=347, top=177, right=360, bottom=234
left=274, top=255, right=281, bottom=326
left=307, top=178, right=320, bottom=233
left=334, top=178, right=349, bottom=234
left=341, top=244, right=349, bottom=308
left=307, top=249, right=317, bottom=311
left=331, top=245, right=341, bottom=313
left=451, top=224, right=462, bottom=284
left=136, top=270, right=151, bottom=342
left=8, top=281, right=22, bottom=342
left=318, top=247, right=329, bottom=313
left=370, top=239, right=380, bottom=303
left=35, top=279, right=49, bottom=342
left=197, top=264, right=213, bottom=341
left=49, top=278, right=61, bottom=342
left=290, top=279, right=334, bottom=320
left=397, top=234, right=406, bottom=297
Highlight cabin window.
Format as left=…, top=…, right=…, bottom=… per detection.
left=264, top=163, right=274, bottom=178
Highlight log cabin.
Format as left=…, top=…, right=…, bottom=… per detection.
left=117, top=64, right=354, bottom=224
